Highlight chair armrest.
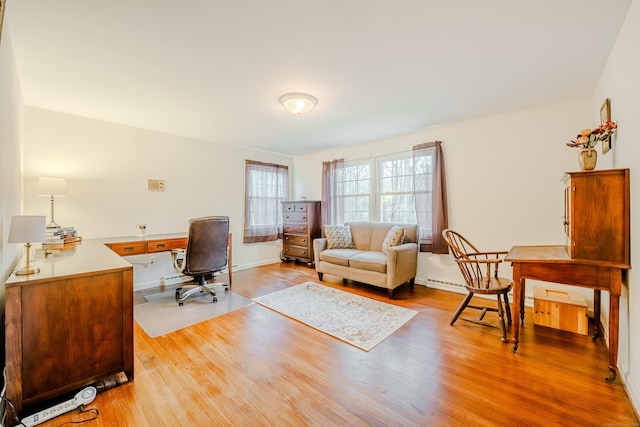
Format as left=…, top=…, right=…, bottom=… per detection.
left=313, top=238, right=327, bottom=267
left=171, top=248, right=185, bottom=272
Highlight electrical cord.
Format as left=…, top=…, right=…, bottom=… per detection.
left=56, top=405, right=99, bottom=426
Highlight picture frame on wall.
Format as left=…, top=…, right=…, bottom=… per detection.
left=600, top=98, right=612, bottom=154
left=0, top=0, right=5, bottom=44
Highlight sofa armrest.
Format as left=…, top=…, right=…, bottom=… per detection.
left=386, top=243, right=418, bottom=288
left=313, top=238, right=327, bottom=267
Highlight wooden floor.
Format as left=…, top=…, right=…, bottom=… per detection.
left=32, top=262, right=638, bottom=426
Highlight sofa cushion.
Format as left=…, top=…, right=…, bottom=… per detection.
left=324, top=225, right=354, bottom=249
left=349, top=251, right=387, bottom=274
left=319, top=249, right=364, bottom=266
left=381, top=225, right=405, bottom=254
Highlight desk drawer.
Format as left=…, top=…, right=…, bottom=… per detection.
left=147, top=238, right=188, bottom=253
left=107, top=242, right=146, bottom=256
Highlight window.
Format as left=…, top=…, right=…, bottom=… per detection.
left=244, top=160, right=289, bottom=243
left=339, top=151, right=418, bottom=224
left=378, top=152, right=419, bottom=224
left=337, top=160, right=371, bottom=223
left=325, top=141, right=447, bottom=253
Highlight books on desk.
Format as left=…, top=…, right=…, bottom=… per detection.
left=42, top=227, right=82, bottom=248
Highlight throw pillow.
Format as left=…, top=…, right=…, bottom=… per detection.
left=381, top=226, right=405, bottom=254
left=324, top=225, right=354, bottom=249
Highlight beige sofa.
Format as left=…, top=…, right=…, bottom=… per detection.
left=313, top=222, right=419, bottom=299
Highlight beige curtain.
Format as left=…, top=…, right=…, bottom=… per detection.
left=413, top=141, right=448, bottom=253
left=321, top=158, right=344, bottom=229
left=243, top=160, right=289, bottom=243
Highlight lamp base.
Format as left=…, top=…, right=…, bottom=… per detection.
left=15, top=266, right=40, bottom=276
left=46, top=222, right=61, bottom=229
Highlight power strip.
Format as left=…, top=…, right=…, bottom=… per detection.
left=21, top=386, right=96, bottom=427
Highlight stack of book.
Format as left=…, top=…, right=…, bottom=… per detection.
left=42, top=227, right=82, bottom=249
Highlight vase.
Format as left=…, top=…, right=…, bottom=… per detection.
left=579, top=148, right=597, bottom=171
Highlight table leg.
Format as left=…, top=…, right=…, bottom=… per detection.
left=593, top=290, right=601, bottom=340
left=511, top=267, right=523, bottom=353
left=607, top=292, right=620, bottom=382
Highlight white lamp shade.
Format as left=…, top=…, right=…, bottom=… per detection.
left=37, top=177, right=68, bottom=196
left=279, top=93, right=317, bottom=114
left=8, top=215, right=47, bottom=243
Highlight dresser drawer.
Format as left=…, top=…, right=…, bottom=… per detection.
left=147, top=238, right=188, bottom=253
left=283, top=203, right=308, bottom=213
left=283, top=213, right=307, bottom=223
left=107, top=242, right=147, bottom=256
left=284, top=235, right=309, bottom=246
left=283, top=245, right=310, bottom=258
left=284, top=224, right=308, bottom=234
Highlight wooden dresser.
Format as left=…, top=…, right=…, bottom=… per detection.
left=4, top=239, right=134, bottom=416
left=282, top=200, right=322, bottom=267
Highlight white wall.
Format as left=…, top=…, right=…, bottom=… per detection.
left=21, top=108, right=293, bottom=285
left=593, top=0, right=640, bottom=410
left=0, top=30, right=24, bottom=290
left=294, top=99, right=594, bottom=301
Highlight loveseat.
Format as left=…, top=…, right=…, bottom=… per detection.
left=313, top=222, right=419, bottom=299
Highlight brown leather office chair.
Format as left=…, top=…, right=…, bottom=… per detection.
left=171, top=216, right=230, bottom=306
left=442, top=229, right=512, bottom=342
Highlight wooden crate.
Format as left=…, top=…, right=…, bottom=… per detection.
left=533, top=287, right=588, bottom=335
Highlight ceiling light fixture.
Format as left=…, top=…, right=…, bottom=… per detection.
left=279, top=93, right=317, bottom=115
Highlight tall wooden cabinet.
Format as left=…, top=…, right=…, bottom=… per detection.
left=281, top=200, right=322, bottom=267
left=562, top=168, right=630, bottom=264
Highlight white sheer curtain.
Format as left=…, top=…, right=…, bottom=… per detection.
left=243, top=160, right=289, bottom=243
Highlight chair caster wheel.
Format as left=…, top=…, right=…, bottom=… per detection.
left=179, top=302, right=184, bottom=306
left=213, top=297, right=218, bottom=303
left=225, top=288, right=229, bottom=293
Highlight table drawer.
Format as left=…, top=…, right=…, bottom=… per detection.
left=284, top=224, right=308, bottom=234
left=284, top=235, right=309, bottom=246
left=147, top=238, right=188, bottom=253
left=107, top=242, right=147, bottom=256
left=283, top=245, right=310, bottom=258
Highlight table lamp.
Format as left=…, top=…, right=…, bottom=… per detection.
left=8, top=215, right=46, bottom=275
left=37, top=176, right=67, bottom=229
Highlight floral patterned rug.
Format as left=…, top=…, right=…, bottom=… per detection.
left=252, top=282, right=418, bottom=351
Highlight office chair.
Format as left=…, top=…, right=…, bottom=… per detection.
left=171, top=216, right=230, bottom=306
left=442, top=229, right=513, bottom=342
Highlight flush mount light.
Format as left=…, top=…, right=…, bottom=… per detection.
left=279, top=93, right=317, bottom=114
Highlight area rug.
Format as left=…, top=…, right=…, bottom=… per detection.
left=252, top=282, right=418, bottom=351
left=134, top=286, right=253, bottom=338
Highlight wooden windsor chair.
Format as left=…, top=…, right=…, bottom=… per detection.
left=442, top=229, right=513, bottom=342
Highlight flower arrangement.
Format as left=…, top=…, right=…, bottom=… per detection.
left=567, top=121, right=617, bottom=150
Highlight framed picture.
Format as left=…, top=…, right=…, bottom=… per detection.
left=600, top=98, right=612, bottom=154
left=0, top=0, right=5, bottom=44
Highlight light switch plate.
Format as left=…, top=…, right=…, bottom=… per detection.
left=148, top=179, right=165, bottom=191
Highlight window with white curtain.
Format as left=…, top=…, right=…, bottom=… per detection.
left=243, top=160, right=289, bottom=243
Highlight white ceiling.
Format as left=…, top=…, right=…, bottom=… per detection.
left=6, top=0, right=633, bottom=156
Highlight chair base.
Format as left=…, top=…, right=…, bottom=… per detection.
left=450, top=292, right=512, bottom=343
left=175, top=276, right=229, bottom=306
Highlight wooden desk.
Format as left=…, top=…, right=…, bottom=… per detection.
left=505, top=245, right=630, bottom=381
left=101, top=233, right=233, bottom=285
left=5, top=239, right=134, bottom=415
